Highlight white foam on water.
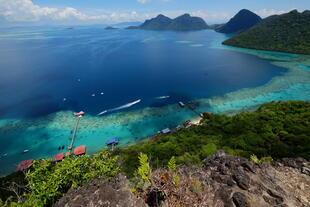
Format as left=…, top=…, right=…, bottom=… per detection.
left=97, top=99, right=141, bottom=116
left=97, top=110, right=107, bottom=116
left=110, top=99, right=141, bottom=112
left=156, top=96, right=170, bottom=99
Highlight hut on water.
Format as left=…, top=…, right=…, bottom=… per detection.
left=74, top=145, right=86, bottom=156
left=16, top=160, right=33, bottom=171
left=106, top=138, right=119, bottom=150
left=54, top=153, right=65, bottom=162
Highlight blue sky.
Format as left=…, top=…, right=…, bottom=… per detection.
left=0, top=0, right=309, bottom=25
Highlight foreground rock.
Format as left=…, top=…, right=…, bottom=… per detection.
left=56, top=174, right=146, bottom=207
left=57, top=152, right=310, bottom=207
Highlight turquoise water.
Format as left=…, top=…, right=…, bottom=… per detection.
left=0, top=26, right=310, bottom=176
left=298, top=65, right=310, bottom=70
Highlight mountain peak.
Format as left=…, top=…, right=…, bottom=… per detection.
left=134, top=13, right=209, bottom=31
left=216, top=9, right=262, bottom=33
left=178, top=13, right=191, bottom=18
left=156, top=14, right=169, bottom=19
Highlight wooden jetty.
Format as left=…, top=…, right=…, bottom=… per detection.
left=68, top=112, right=84, bottom=151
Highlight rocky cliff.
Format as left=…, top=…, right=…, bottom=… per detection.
left=56, top=151, right=309, bottom=207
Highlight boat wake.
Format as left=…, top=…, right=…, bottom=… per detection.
left=97, top=110, right=107, bottom=116
left=156, top=96, right=170, bottom=99
left=97, top=99, right=141, bottom=116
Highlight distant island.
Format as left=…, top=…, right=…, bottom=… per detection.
left=223, top=10, right=310, bottom=55
left=105, top=26, right=118, bottom=30
left=216, top=9, right=262, bottom=33
left=126, top=14, right=209, bottom=31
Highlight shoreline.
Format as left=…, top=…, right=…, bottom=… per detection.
left=1, top=34, right=310, bottom=176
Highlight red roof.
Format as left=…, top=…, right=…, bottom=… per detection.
left=74, top=111, right=85, bottom=116
left=150, top=136, right=159, bottom=142
left=54, top=153, right=65, bottom=161
left=74, top=145, right=86, bottom=156
left=16, top=160, right=33, bottom=171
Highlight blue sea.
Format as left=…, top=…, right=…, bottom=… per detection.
left=0, top=26, right=310, bottom=175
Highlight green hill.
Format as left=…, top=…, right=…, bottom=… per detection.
left=216, top=9, right=262, bottom=33
left=127, top=14, right=209, bottom=31
left=223, top=10, right=310, bottom=55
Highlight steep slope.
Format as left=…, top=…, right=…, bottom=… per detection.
left=223, top=10, right=310, bottom=55
left=167, top=14, right=209, bottom=30
left=127, top=14, right=209, bottom=31
left=139, top=14, right=173, bottom=30
left=56, top=152, right=310, bottom=207
left=216, top=9, right=262, bottom=33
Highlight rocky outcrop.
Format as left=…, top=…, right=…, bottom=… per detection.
left=56, top=174, right=147, bottom=207
left=56, top=152, right=310, bottom=207
left=144, top=151, right=310, bottom=207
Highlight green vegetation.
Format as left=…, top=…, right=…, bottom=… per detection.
left=118, top=101, right=310, bottom=176
left=137, top=153, right=152, bottom=185
left=167, top=156, right=179, bottom=186
left=223, top=10, right=310, bottom=55
left=1, top=150, right=119, bottom=207
left=250, top=154, right=273, bottom=164
left=131, top=14, right=209, bottom=31
left=1, top=101, right=309, bottom=206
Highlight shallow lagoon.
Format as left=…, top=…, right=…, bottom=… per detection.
left=0, top=26, right=309, bottom=175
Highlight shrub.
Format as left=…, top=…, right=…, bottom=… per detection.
left=25, top=150, right=119, bottom=206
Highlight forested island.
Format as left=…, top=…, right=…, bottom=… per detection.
left=126, top=14, right=209, bottom=31
left=223, top=10, right=310, bottom=55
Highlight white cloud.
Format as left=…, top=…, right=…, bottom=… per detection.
left=254, top=9, right=291, bottom=18
left=0, top=0, right=293, bottom=25
left=0, top=0, right=110, bottom=23
left=137, top=0, right=150, bottom=3
left=0, top=0, right=229, bottom=24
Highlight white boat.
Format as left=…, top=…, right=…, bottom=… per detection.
left=23, top=150, right=29, bottom=153
left=178, top=101, right=185, bottom=107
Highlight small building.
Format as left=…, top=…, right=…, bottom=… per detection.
left=161, top=128, right=171, bottom=134
left=106, top=138, right=119, bottom=150
left=16, top=160, right=33, bottom=171
left=74, top=145, right=86, bottom=156
left=74, top=111, right=85, bottom=117
left=150, top=136, right=159, bottom=142
left=54, top=153, right=65, bottom=162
